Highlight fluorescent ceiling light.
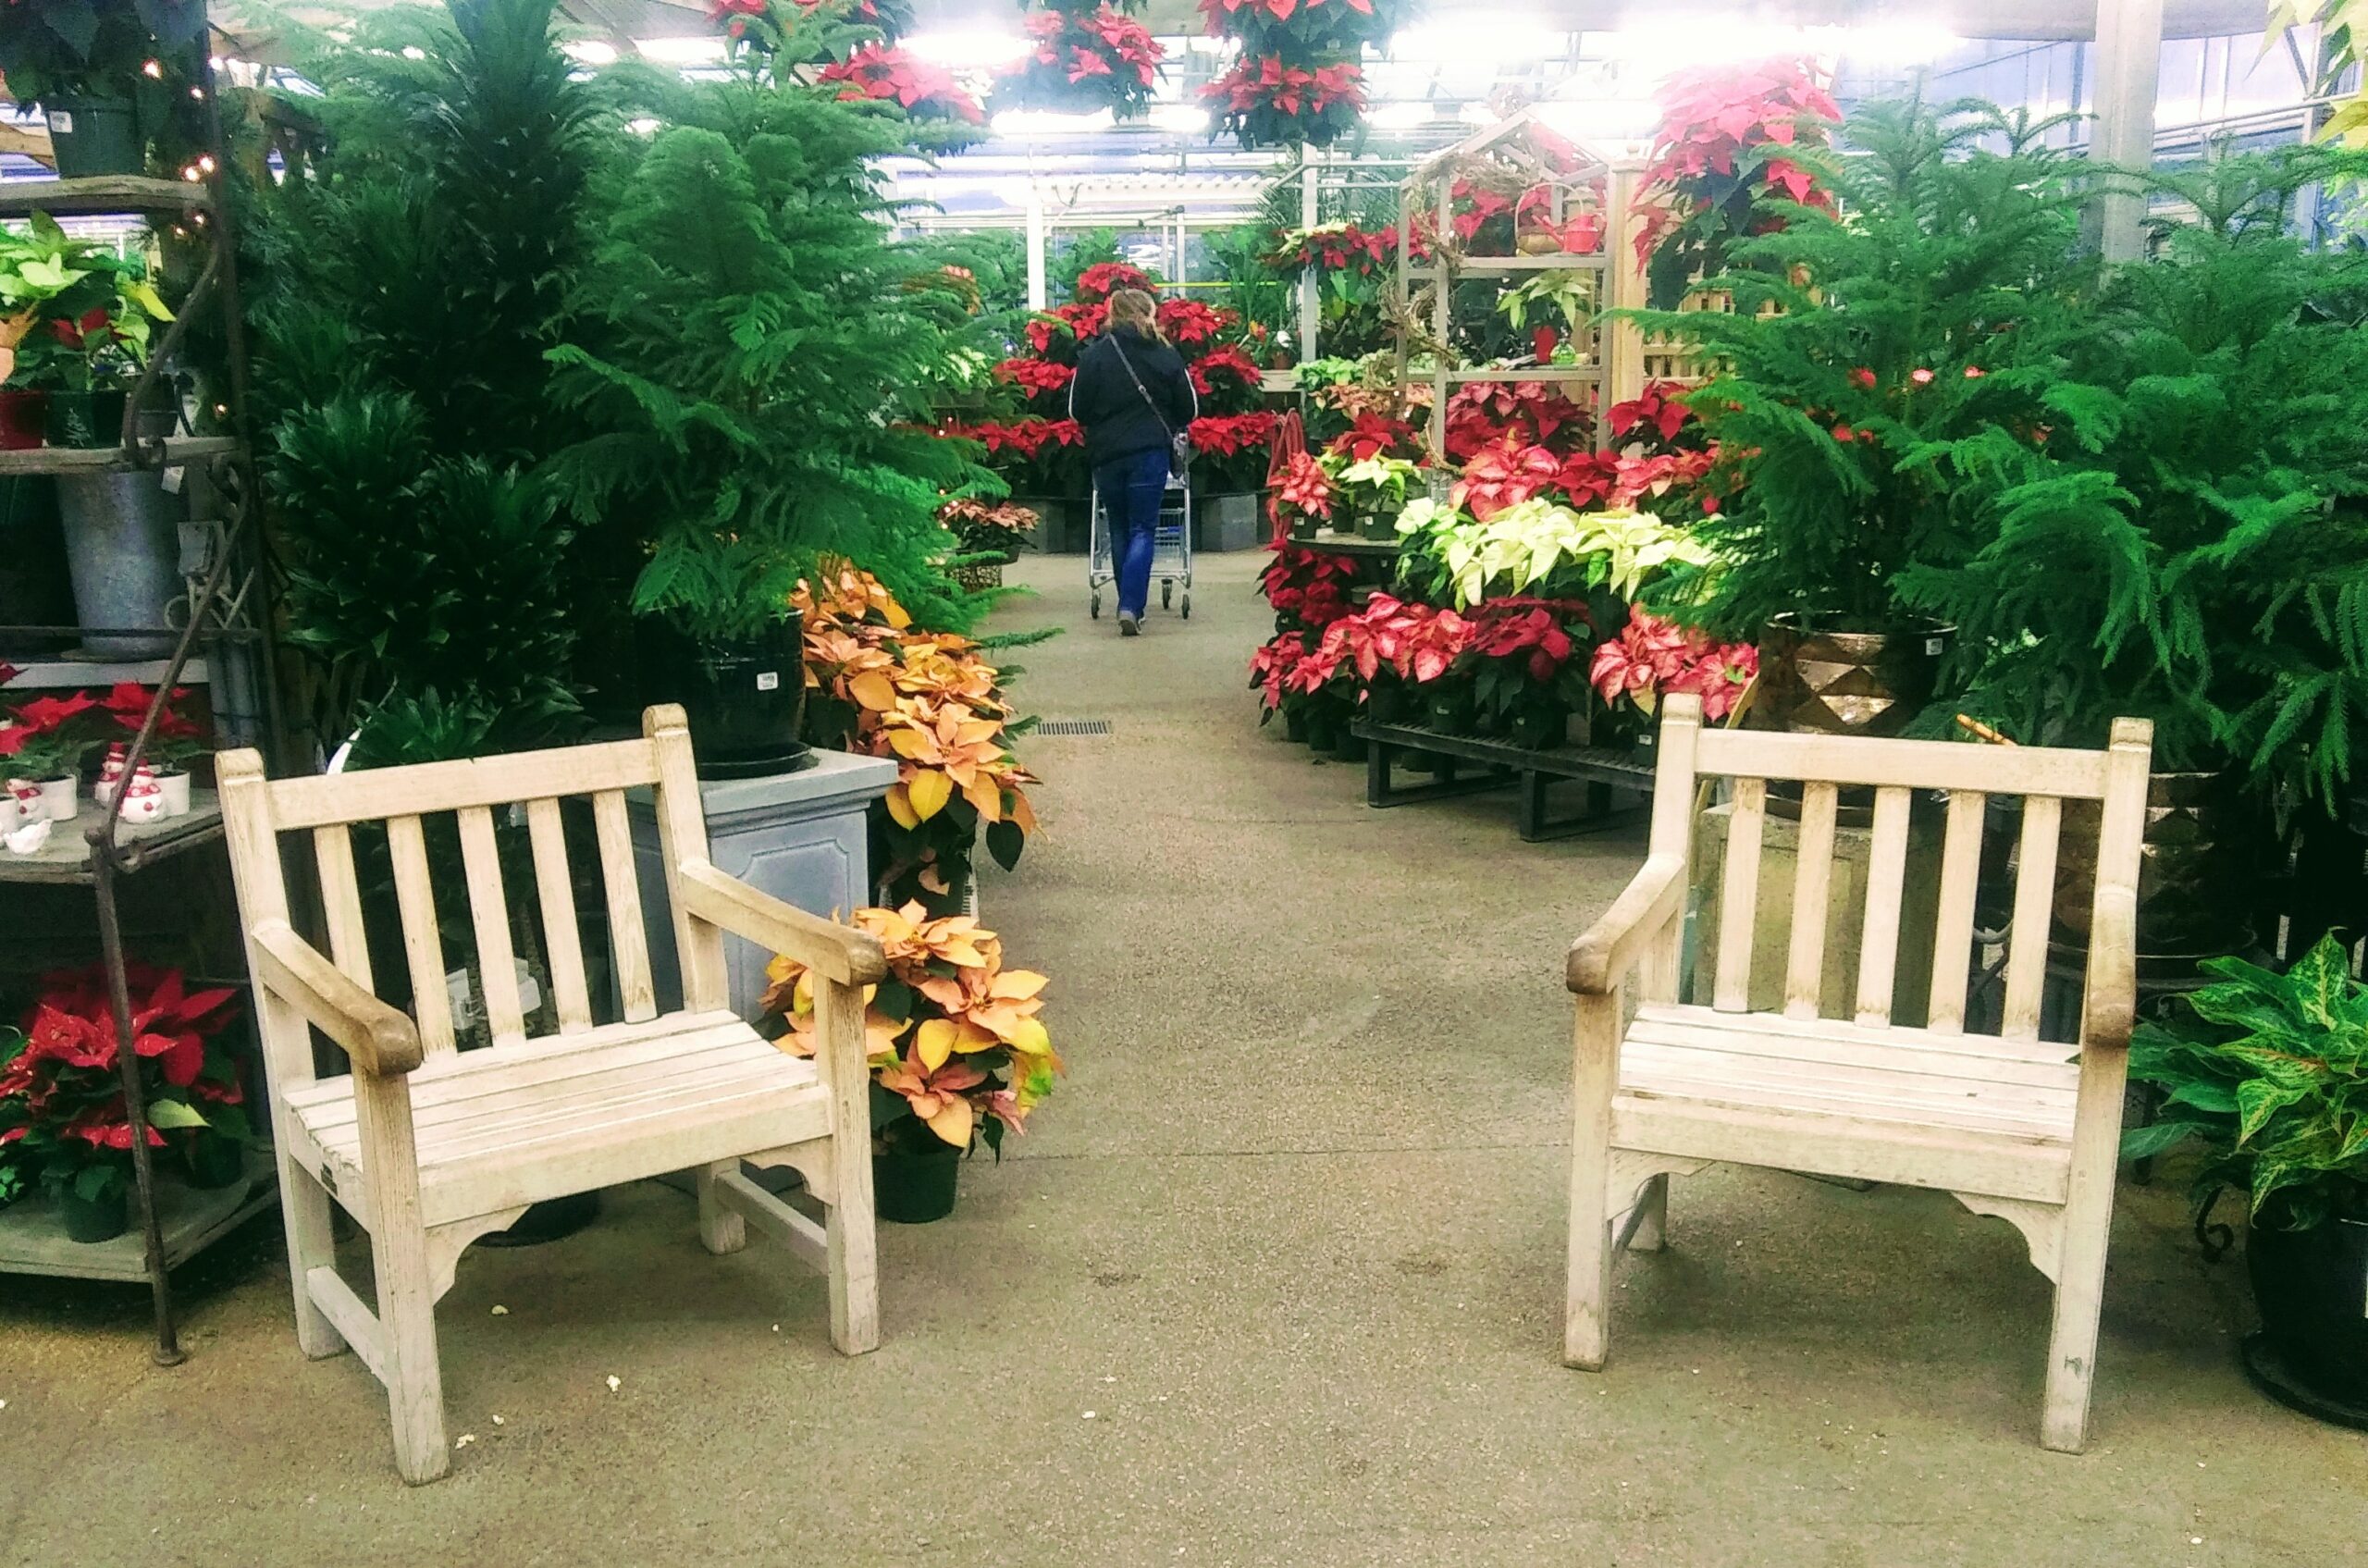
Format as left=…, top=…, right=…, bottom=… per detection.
left=906, top=30, right=1030, bottom=69
left=1458, top=102, right=1503, bottom=128
left=563, top=40, right=618, bottom=67
left=635, top=35, right=726, bottom=66
left=1148, top=105, right=1209, bottom=133
left=1367, top=101, right=1442, bottom=130
left=993, top=108, right=1116, bottom=135
left=1390, top=18, right=1561, bottom=68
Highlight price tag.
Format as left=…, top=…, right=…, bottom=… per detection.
left=1926, top=636, right=1944, bottom=656
left=755, top=671, right=781, bottom=692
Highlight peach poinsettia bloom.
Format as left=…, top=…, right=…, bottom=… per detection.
left=764, top=902, right=1059, bottom=1149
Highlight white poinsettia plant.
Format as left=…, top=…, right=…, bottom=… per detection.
left=1398, top=496, right=1718, bottom=609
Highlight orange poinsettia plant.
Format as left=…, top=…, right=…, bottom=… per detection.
left=796, top=565, right=1039, bottom=913
left=763, top=902, right=1059, bottom=1154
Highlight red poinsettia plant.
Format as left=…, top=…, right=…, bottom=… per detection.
left=98, top=681, right=211, bottom=776
left=1001, top=2, right=1165, bottom=118
left=1073, top=262, right=1158, bottom=303
left=1, top=961, right=246, bottom=1209
left=1, top=689, right=100, bottom=784
left=1189, top=410, right=1280, bottom=490
left=1267, top=448, right=1335, bottom=539
left=1632, top=56, right=1841, bottom=308
left=939, top=415, right=1086, bottom=495
left=1441, top=378, right=1588, bottom=462
left=1589, top=606, right=1759, bottom=723
left=1326, top=410, right=1421, bottom=463
left=1258, top=541, right=1355, bottom=631
left=1203, top=54, right=1365, bottom=149
left=819, top=41, right=987, bottom=124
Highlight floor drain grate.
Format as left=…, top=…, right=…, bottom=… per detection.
left=1037, top=719, right=1114, bottom=737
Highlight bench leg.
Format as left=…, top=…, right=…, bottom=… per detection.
left=280, top=1154, right=347, bottom=1360
left=826, top=1138, right=879, bottom=1356
left=697, top=1160, right=748, bottom=1254
left=2042, top=1197, right=2110, bottom=1453
left=1564, top=990, right=1621, bottom=1370
left=1365, top=728, right=1391, bottom=806
left=1631, top=1174, right=1669, bottom=1253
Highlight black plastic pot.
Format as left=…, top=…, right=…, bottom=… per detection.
left=1282, top=708, right=1309, bottom=744
left=44, top=97, right=142, bottom=178
left=181, top=1133, right=248, bottom=1191
left=475, top=1191, right=603, bottom=1249
left=43, top=389, right=129, bottom=450
left=673, top=623, right=814, bottom=781
left=1511, top=703, right=1569, bottom=751
left=1424, top=685, right=1476, bottom=736
left=1332, top=729, right=1368, bottom=763
left=874, top=1145, right=959, bottom=1224
left=2249, top=1216, right=2368, bottom=1405
left=60, top=1182, right=130, bottom=1243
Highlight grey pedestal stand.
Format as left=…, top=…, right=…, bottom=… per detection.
left=629, top=747, right=897, bottom=1020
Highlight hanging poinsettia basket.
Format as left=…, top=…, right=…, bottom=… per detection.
left=1196, top=0, right=1409, bottom=149
left=1001, top=1, right=1166, bottom=118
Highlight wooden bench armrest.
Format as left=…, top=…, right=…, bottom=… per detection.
left=2080, top=886, right=2139, bottom=1051
left=1566, top=855, right=1687, bottom=995
left=677, top=861, right=889, bottom=986
left=251, top=920, right=425, bottom=1077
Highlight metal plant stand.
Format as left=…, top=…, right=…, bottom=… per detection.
left=0, top=102, right=288, bottom=1364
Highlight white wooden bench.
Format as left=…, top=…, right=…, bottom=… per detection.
left=1564, top=692, right=2151, bottom=1452
left=218, top=706, right=884, bottom=1483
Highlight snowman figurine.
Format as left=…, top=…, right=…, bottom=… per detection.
left=116, top=767, right=166, bottom=824
left=5, top=780, right=51, bottom=855
left=92, top=743, right=130, bottom=810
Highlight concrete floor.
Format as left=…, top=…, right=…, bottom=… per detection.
left=2, top=551, right=2361, bottom=1566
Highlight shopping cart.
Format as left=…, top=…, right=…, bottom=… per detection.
left=1088, top=467, right=1192, bottom=621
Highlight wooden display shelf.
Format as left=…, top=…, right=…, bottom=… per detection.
left=0, top=1156, right=276, bottom=1283
left=0, top=175, right=213, bottom=218
left=1411, top=365, right=1601, bottom=384
left=0, top=788, right=223, bottom=885
left=0, top=436, right=239, bottom=476
left=1411, top=253, right=1610, bottom=278
left=1355, top=718, right=1654, bottom=842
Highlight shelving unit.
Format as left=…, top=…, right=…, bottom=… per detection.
left=0, top=125, right=286, bottom=1364
left=1394, top=108, right=1655, bottom=463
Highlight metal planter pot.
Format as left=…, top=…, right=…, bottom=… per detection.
left=57, top=469, right=183, bottom=660
left=2247, top=1215, right=2368, bottom=1410
left=1755, top=612, right=1955, bottom=737
left=2053, top=769, right=2258, bottom=960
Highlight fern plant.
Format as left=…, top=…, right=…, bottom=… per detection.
left=545, top=75, right=995, bottom=646
left=1898, top=146, right=2368, bottom=805
left=1634, top=97, right=2098, bottom=636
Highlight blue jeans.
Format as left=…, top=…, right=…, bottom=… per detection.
left=1097, top=447, right=1168, bottom=619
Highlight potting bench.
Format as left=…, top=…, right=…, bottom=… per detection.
left=1352, top=717, right=1654, bottom=841
left=0, top=152, right=289, bottom=1364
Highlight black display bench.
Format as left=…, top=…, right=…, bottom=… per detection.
left=1353, top=719, right=1656, bottom=841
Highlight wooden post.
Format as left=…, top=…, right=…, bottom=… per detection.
left=2090, top=0, right=2165, bottom=263
left=1601, top=158, right=1649, bottom=443
left=1299, top=155, right=1321, bottom=363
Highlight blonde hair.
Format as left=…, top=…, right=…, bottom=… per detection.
left=1107, top=288, right=1164, bottom=344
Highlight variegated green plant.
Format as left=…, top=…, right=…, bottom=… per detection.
left=2124, top=933, right=2368, bottom=1229
left=1396, top=496, right=1717, bottom=610
left=1327, top=451, right=1424, bottom=523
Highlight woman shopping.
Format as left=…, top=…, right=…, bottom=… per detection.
left=1068, top=288, right=1197, bottom=636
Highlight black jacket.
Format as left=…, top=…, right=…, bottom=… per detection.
left=1068, top=326, right=1198, bottom=468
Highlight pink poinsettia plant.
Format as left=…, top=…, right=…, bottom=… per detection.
left=767, top=903, right=1058, bottom=1155
left=0, top=961, right=246, bottom=1209
left=1589, top=606, right=1758, bottom=722
left=819, top=42, right=987, bottom=124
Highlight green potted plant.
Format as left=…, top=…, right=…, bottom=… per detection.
left=1634, top=98, right=2095, bottom=738
left=0, top=690, right=100, bottom=821
left=1897, top=146, right=2368, bottom=958
left=0, top=961, right=242, bottom=1242
left=0, top=214, right=173, bottom=448
left=549, top=80, right=999, bottom=766
left=0, top=0, right=208, bottom=177
left=765, top=900, right=1057, bottom=1225
left=2124, top=934, right=2368, bottom=1412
